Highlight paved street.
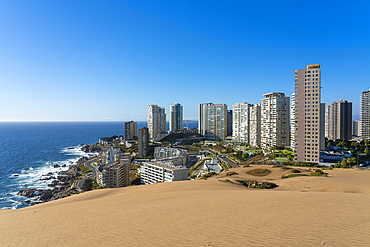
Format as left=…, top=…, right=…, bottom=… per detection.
left=219, top=154, right=238, bottom=168
left=77, top=157, right=100, bottom=191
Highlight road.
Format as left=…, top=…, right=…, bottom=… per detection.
left=76, top=157, right=100, bottom=191
left=218, top=154, right=238, bottom=168
left=202, top=148, right=238, bottom=168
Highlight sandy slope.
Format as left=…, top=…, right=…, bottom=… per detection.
left=1, top=167, right=370, bottom=246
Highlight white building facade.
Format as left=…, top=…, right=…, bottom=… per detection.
left=148, top=105, right=166, bottom=141
left=360, top=89, right=370, bottom=140
left=250, top=103, right=261, bottom=147
left=232, top=102, right=253, bottom=143
left=261, top=92, right=290, bottom=149
left=140, top=162, right=188, bottom=185
left=198, top=103, right=228, bottom=141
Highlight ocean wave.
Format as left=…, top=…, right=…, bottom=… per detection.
left=2, top=144, right=94, bottom=209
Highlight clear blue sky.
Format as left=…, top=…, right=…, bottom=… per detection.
left=0, top=0, right=369, bottom=121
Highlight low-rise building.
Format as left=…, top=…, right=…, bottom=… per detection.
left=140, top=162, right=188, bottom=185
left=153, top=146, right=188, bottom=166
left=101, top=147, right=121, bottom=165
left=99, top=137, right=109, bottom=145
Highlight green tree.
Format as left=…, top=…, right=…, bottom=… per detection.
left=287, top=155, right=294, bottom=162
left=82, top=179, right=94, bottom=191
left=242, top=152, right=250, bottom=160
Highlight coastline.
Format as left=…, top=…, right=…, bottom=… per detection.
left=16, top=144, right=103, bottom=207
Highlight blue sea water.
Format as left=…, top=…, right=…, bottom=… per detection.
left=0, top=121, right=198, bottom=209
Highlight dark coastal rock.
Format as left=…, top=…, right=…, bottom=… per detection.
left=40, top=176, right=55, bottom=181
left=38, top=190, right=52, bottom=201
left=19, top=157, right=87, bottom=205
left=17, top=189, right=43, bottom=198
left=62, top=164, right=67, bottom=167
left=48, top=180, right=60, bottom=187
left=81, top=144, right=103, bottom=154
left=53, top=164, right=61, bottom=168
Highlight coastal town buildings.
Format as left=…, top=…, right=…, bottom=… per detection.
left=326, top=100, right=352, bottom=140
left=140, top=162, right=188, bottom=184
left=360, top=89, right=370, bottom=139
left=293, top=64, right=324, bottom=163
left=148, top=105, right=166, bottom=141
left=153, top=146, right=188, bottom=166
left=96, top=153, right=131, bottom=188
left=232, top=102, right=253, bottom=143
left=102, top=147, right=121, bottom=165
left=99, top=137, right=109, bottom=145
left=138, top=127, right=149, bottom=157
left=169, top=103, right=183, bottom=132
left=124, top=121, right=137, bottom=141
left=261, top=92, right=290, bottom=149
left=198, top=103, right=228, bottom=141
left=250, top=103, right=261, bottom=147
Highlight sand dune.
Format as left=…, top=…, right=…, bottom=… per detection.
left=1, top=167, right=370, bottom=246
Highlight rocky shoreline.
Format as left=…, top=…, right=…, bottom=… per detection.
left=17, top=144, right=102, bottom=206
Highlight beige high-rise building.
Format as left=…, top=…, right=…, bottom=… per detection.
left=294, top=64, right=324, bottom=163
left=261, top=92, right=290, bottom=149
left=198, top=103, right=228, bottom=141
left=232, top=102, right=253, bottom=143
left=148, top=105, right=166, bottom=141
left=250, top=103, right=261, bottom=147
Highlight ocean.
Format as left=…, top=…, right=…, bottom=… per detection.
left=0, top=121, right=198, bottom=209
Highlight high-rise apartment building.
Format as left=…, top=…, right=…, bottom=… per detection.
left=138, top=127, right=149, bottom=157
left=169, top=103, right=183, bottom=132
left=232, top=102, right=253, bottom=143
left=326, top=100, right=352, bottom=140
left=261, top=93, right=290, bottom=149
left=353, top=120, right=360, bottom=137
left=250, top=103, right=261, bottom=147
left=124, top=121, right=137, bottom=141
left=199, top=103, right=228, bottom=141
left=325, top=105, right=330, bottom=139
left=227, top=110, right=233, bottom=136
left=290, top=93, right=297, bottom=150
left=360, top=89, right=370, bottom=139
left=293, top=64, right=324, bottom=163
left=148, top=105, right=166, bottom=141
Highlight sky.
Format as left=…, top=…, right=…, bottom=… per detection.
left=0, top=0, right=369, bottom=121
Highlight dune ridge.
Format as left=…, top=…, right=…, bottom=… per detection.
left=1, top=167, right=370, bottom=246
